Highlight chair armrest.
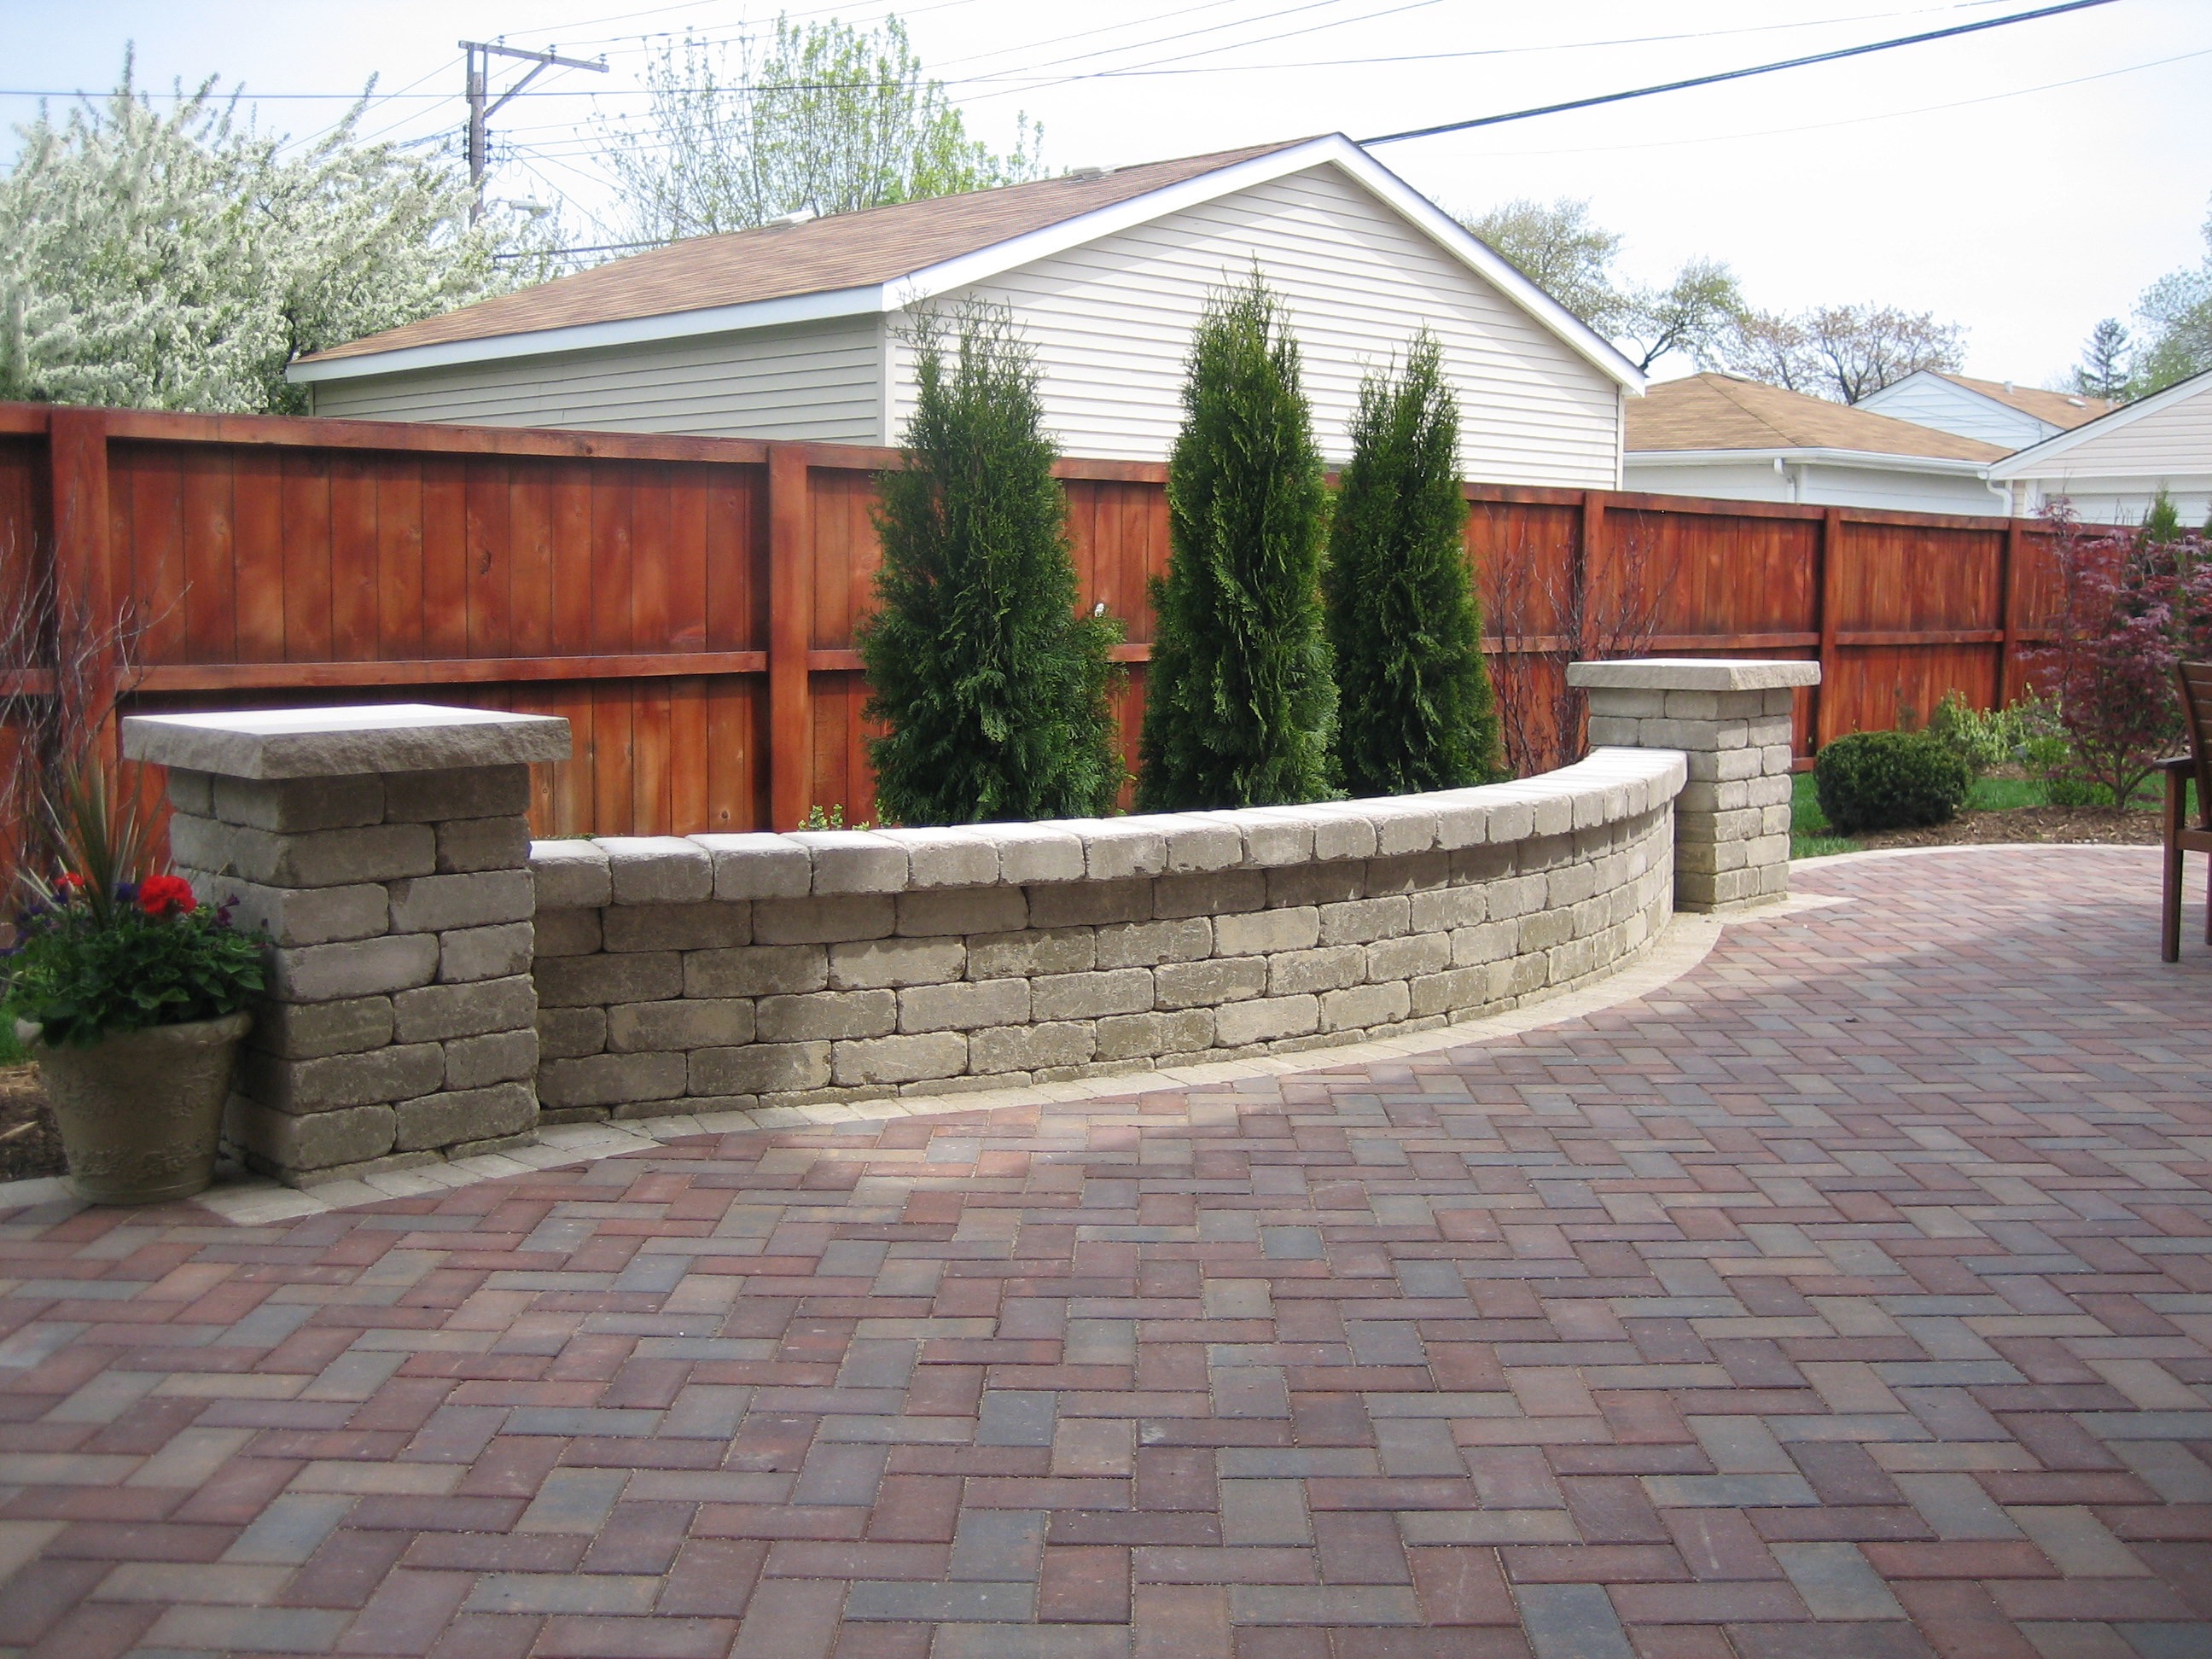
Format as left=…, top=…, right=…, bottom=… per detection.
left=2154, top=755, right=2197, bottom=773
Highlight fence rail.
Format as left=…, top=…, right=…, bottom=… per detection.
left=0, top=402, right=2058, bottom=841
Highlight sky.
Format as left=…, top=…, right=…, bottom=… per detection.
left=3, top=0, right=2208, bottom=388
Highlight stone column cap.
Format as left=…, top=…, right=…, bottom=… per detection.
left=1566, top=657, right=1821, bottom=692
left=121, top=703, right=572, bottom=779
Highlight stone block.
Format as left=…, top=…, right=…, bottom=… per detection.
left=1410, top=966, right=1492, bottom=1018
left=382, top=765, right=533, bottom=822
left=1224, top=808, right=1314, bottom=867
left=832, top=1033, right=967, bottom=1086
left=970, top=1022, right=1096, bottom=1074
left=1303, top=806, right=1380, bottom=862
left=696, top=834, right=812, bottom=901
left=1320, top=981, right=1410, bottom=1033
left=1067, top=818, right=1167, bottom=882
left=439, top=922, right=533, bottom=984
left=1153, top=870, right=1267, bottom=920
left=166, top=768, right=214, bottom=816
left=530, top=841, right=613, bottom=909
left=1586, top=715, right=1641, bottom=748
left=442, top=1029, right=540, bottom=1091
left=1155, top=957, right=1267, bottom=1010
left=1214, top=993, right=1318, bottom=1046
left=830, top=936, right=965, bottom=990
left=538, top=1051, right=688, bottom=1110
left=1094, top=917, right=1211, bottom=969
left=195, top=876, right=388, bottom=948
left=240, top=1042, right=445, bottom=1113
left=792, top=831, right=909, bottom=894
left=1265, top=860, right=1365, bottom=909
left=990, top=824, right=1087, bottom=886
left=1364, top=800, right=1440, bottom=858
left=1147, top=816, right=1244, bottom=874
left=899, top=978, right=1028, bottom=1034
left=602, top=902, right=751, bottom=953
left=690, top=1042, right=832, bottom=1095
left=436, top=817, right=532, bottom=875
left=393, top=975, right=537, bottom=1045
left=756, top=989, right=897, bottom=1041
left=969, top=928, right=1095, bottom=979
left=1451, top=922, right=1515, bottom=968
left=1095, top=1009, right=1212, bottom=1061
left=125, top=707, right=567, bottom=781
left=211, top=774, right=385, bottom=833
left=388, top=870, right=534, bottom=934
left=751, top=894, right=897, bottom=945
left=1365, top=933, right=1451, bottom=982
left=1684, top=746, right=1766, bottom=784
left=1409, top=885, right=1487, bottom=932
left=394, top=1082, right=535, bottom=1151
left=877, top=828, right=998, bottom=889
left=1214, top=906, right=1318, bottom=957
left=1366, top=852, right=1450, bottom=896
left=1267, top=946, right=1365, bottom=997
left=898, top=887, right=1027, bottom=938
left=1566, top=658, right=1820, bottom=694
left=536, top=951, right=679, bottom=1008
left=1318, top=895, right=1409, bottom=946
left=171, top=815, right=435, bottom=889
left=1546, top=862, right=1598, bottom=908
left=1031, top=968, right=1155, bottom=1020
left=603, top=837, right=715, bottom=905
left=1580, top=687, right=1667, bottom=719
left=271, top=933, right=440, bottom=1002
left=1517, top=907, right=1573, bottom=953
left=1431, top=798, right=1493, bottom=852
left=537, top=1006, right=607, bottom=1061
left=228, top=1098, right=395, bottom=1174
left=608, top=998, right=754, bottom=1052
left=533, top=908, right=602, bottom=958
left=247, top=997, right=395, bottom=1061
left=685, top=945, right=828, bottom=998
left=1025, top=878, right=1152, bottom=929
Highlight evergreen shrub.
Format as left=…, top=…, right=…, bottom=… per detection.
left=1138, top=272, right=1336, bottom=810
left=1813, top=731, right=1970, bottom=833
left=1324, top=331, right=1501, bottom=795
left=857, top=307, right=1123, bottom=824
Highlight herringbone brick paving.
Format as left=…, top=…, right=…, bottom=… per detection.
left=0, top=846, right=2205, bottom=1659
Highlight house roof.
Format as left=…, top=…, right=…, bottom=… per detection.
left=1930, top=371, right=2116, bottom=430
left=1627, top=374, right=2008, bottom=463
left=291, top=135, right=1644, bottom=391
left=1989, top=361, right=2212, bottom=479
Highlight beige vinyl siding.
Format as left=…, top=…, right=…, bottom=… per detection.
left=894, top=166, right=1621, bottom=486
left=308, top=316, right=885, bottom=441
left=2021, top=378, right=2212, bottom=475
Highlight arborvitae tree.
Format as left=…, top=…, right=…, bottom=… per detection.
left=1324, top=332, right=1502, bottom=795
left=857, top=307, right=1123, bottom=824
left=1137, top=274, right=1335, bottom=810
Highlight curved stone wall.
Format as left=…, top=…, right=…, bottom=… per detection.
left=526, top=748, right=1686, bottom=1121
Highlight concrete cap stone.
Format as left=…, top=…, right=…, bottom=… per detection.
left=527, top=841, right=612, bottom=910
left=122, top=703, right=571, bottom=779
left=1565, top=657, right=1821, bottom=693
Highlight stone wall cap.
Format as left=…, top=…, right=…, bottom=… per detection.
left=122, top=704, right=571, bottom=779
left=1565, top=657, right=1820, bottom=692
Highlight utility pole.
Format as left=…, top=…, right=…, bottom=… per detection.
left=460, top=39, right=607, bottom=222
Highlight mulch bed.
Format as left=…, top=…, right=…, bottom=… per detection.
left=1849, top=804, right=2163, bottom=851
left=0, top=1067, right=63, bottom=1184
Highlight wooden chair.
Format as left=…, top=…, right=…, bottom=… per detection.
left=2163, top=660, right=2212, bottom=962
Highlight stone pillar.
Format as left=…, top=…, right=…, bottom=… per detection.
left=1566, top=658, right=1821, bottom=913
left=119, top=704, right=571, bottom=1187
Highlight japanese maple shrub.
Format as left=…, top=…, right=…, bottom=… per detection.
left=1324, top=331, right=1502, bottom=795
left=1138, top=272, right=1336, bottom=810
left=858, top=306, right=1123, bottom=824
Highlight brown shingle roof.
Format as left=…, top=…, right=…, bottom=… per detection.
left=303, top=140, right=1313, bottom=364
left=1933, top=371, right=2116, bottom=430
left=1627, top=374, right=2008, bottom=463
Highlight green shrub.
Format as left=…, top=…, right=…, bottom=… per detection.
left=1923, top=690, right=2030, bottom=777
left=1813, top=731, right=1970, bottom=833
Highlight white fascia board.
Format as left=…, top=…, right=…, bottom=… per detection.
left=880, top=136, right=1645, bottom=393
left=287, top=284, right=889, bottom=384
left=1629, top=447, right=1991, bottom=477
left=1988, top=363, right=2212, bottom=478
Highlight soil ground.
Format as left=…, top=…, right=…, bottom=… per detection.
left=1849, top=802, right=2163, bottom=850
left=0, top=1067, right=62, bottom=1183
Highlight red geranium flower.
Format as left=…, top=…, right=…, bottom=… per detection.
left=53, top=873, right=86, bottom=899
left=137, top=875, right=196, bottom=918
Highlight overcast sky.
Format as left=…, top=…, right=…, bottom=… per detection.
left=6, top=0, right=2208, bottom=387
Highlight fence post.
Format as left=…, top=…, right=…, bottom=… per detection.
left=1813, top=507, right=1843, bottom=751
left=1997, top=518, right=2023, bottom=708
left=766, top=444, right=812, bottom=831
left=47, top=407, right=117, bottom=759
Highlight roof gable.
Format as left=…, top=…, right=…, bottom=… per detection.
left=1627, top=374, right=2007, bottom=463
left=1922, top=370, right=2111, bottom=429
left=293, top=136, right=1640, bottom=393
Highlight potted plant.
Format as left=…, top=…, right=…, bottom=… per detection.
left=3, top=766, right=265, bottom=1204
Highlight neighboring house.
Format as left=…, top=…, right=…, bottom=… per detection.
left=1989, top=364, right=2212, bottom=524
left=1858, top=370, right=2115, bottom=450
left=1624, top=374, right=2010, bottom=515
left=289, top=137, right=1643, bottom=488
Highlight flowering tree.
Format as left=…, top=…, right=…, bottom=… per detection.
left=2029, top=504, right=2212, bottom=806
left=0, top=56, right=554, bottom=415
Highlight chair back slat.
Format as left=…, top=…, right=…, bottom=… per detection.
left=2182, top=661, right=2212, bottom=829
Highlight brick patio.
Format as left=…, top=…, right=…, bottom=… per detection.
left=0, top=845, right=2206, bottom=1659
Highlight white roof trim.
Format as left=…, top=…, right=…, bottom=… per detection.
left=1989, top=363, right=2212, bottom=479
left=1627, top=447, right=1993, bottom=476
left=289, top=135, right=1643, bottom=392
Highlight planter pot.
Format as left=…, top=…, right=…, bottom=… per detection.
left=15, top=1013, right=250, bottom=1205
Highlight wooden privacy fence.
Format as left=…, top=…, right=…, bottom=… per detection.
left=0, top=401, right=2059, bottom=840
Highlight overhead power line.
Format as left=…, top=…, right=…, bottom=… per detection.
left=1359, top=0, right=2119, bottom=144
